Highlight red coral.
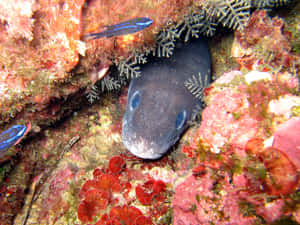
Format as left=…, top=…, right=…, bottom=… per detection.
left=97, top=205, right=153, bottom=225
left=77, top=189, right=108, bottom=223
left=246, top=142, right=298, bottom=195
left=233, top=10, right=298, bottom=69
left=192, top=165, right=206, bottom=177
left=261, top=147, right=298, bottom=196
left=77, top=172, right=123, bottom=222
left=108, top=156, right=126, bottom=174
left=136, top=179, right=166, bottom=205
left=245, top=137, right=265, bottom=155
left=78, top=174, right=122, bottom=200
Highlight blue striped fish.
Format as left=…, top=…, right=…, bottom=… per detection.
left=84, top=17, right=153, bottom=40
left=0, top=125, right=27, bottom=155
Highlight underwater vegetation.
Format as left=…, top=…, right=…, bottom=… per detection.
left=0, top=0, right=295, bottom=126
left=0, top=1, right=299, bottom=225
left=76, top=156, right=169, bottom=224
left=173, top=7, right=299, bottom=223
left=176, top=70, right=299, bottom=224
left=84, top=0, right=296, bottom=103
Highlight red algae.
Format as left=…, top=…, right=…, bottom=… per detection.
left=136, top=179, right=166, bottom=205
left=77, top=155, right=170, bottom=223
left=245, top=137, right=265, bottom=155
left=77, top=189, right=108, bottom=223
left=78, top=174, right=122, bottom=201
left=232, top=10, right=300, bottom=72
left=262, top=147, right=298, bottom=196
left=77, top=173, right=123, bottom=222
left=98, top=205, right=153, bottom=225
left=108, top=156, right=126, bottom=174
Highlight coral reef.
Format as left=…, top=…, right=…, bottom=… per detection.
left=0, top=0, right=295, bottom=133
left=177, top=68, right=299, bottom=224
left=0, top=1, right=299, bottom=225
left=87, top=0, right=297, bottom=101
left=97, top=205, right=153, bottom=225
left=232, top=9, right=299, bottom=73
left=173, top=173, right=256, bottom=225
left=173, top=8, right=299, bottom=224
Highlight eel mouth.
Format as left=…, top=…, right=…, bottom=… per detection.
left=122, top=119, right=179, bottom=159
left=123, top=138, right=165, bottom=159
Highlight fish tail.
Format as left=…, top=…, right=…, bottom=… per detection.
left=83, top=31, right=107, bottom=40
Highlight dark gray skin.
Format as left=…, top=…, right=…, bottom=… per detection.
left=122, top=37, right=211, bottom=159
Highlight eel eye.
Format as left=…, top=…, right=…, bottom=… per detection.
left=175, top=110, right=187, bottom=130
left=130, top=91, right=140, bottom=110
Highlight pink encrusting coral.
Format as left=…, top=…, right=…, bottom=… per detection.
left=273, top=117, right=300, bottom=170
left=179, top=67, right=299, bottom=223
left=194, top=86, right=259, bottom=155
left=38, top=167, right=76, bottom=221
left=178, top=10, right=300, bottom=217
left=173, top=174, right=256, bottom=225
left=0, top=0, right=36, bottom=40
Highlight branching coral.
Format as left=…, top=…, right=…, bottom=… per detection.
left=100, top=76, right=121, bottom=92
left=117, top=57, right=142, bottom=79
left=86, top=85, right=100, bottom=104
left=184, top=72, right=211, bottom=101
left=89, top=0, right=295, bottom=101
left=202, top=0, right=251, bottom=30
left=153, top=21, right=179, bottom=57
left=252, top=0, right=293, bottom=9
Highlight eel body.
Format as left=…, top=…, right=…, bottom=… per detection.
left=122, top=37, right=211, bottom=159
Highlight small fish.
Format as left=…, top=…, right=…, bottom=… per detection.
left=122, top=37, right=212, bottom=159
left=0, top=125, right=27, bottom=155
left=84, top=17, right=153, bottom=40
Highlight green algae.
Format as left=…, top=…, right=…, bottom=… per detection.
left=292, top=106, right=300, bottom=117
left=232, top=111, right=242, bottom=120
left=238, top=200, right=257, bottom=217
